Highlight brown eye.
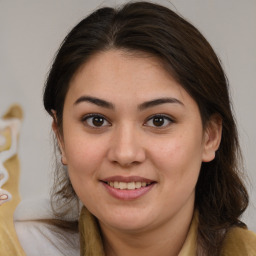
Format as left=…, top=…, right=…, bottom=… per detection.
left=92, top=116, right=104, bottom=126
left=145, top=115, right=173, bottom=128
left=83, top=114, right=110, bottom=128
left=152, top=117, right=165, bottom=127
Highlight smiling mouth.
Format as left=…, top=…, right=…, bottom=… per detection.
left=105, top=181, right=153, bottom=190
left=101, top=177, right=156, bottom=200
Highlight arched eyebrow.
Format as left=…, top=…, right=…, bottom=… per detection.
left=74, top=96, right=183, bottom=110
left=74, top=96, right=114, bottom=109
left=138, top=97, right=184, bottom=111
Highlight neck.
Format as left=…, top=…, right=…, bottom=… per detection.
left=100, top=203, right=194, bottom=256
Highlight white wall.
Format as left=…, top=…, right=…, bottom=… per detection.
left=0, top=0, right=255, bottom=231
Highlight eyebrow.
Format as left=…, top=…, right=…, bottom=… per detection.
left=138, top=97, right=184, bottom=111
left=74, top=96, right=114, bottom=109
left=74, top=95, right=183, bottom=110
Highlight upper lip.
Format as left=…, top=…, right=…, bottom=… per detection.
left=101, top=176, right=155, bottom=183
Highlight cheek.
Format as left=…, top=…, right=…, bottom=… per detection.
left=64, top=137, right=108, bottom=205
left=63, top=136, right=107, bottom=184
left=150, top=133, right=203, bottom=179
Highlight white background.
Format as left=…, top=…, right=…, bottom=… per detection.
left=0, top=0, right=255, bottom=231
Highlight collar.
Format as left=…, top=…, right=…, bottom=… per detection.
left=178, top=211, right=197, bottom=256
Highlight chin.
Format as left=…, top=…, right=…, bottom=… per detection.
left=98, top=209, right=155, bottom=233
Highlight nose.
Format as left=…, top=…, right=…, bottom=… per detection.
left=107, top=123, right=146, bottom=167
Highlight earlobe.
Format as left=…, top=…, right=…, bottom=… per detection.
left=51, top=110, right=67, bottom=165
left=202, top=115, right=222, bottom=162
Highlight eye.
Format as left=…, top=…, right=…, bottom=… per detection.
left=144, top=114, right=173, bottom=128
left=82, top=114, right=111, bottom=128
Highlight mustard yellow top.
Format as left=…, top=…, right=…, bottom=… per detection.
left=79, top=206, right=256, bottom=256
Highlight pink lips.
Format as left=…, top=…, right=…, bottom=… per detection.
left=101, top=176, right=155, bottom=200
left=103, top=175, right=154, bottom=183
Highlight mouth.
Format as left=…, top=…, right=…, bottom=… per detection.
left=100, top=176, right=156, bottom=200
left=103, top=181, right=153, bottom=190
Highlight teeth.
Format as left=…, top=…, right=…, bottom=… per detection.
left=108, top=181, right=150, bottom=190
left=119, top=182, right=127, bottom=189
left=127, top=182, right=135, bottom=190
left=135, top=181, right=141, bottom=189
left=114, top=181, right=119, bottom=189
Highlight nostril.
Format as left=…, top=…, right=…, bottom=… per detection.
left=111, top=160, right=141, bottom=168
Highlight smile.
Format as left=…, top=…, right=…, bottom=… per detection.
left=101, top=176, right=156, bottom=200
left=107, top=181, right=152, bottom=190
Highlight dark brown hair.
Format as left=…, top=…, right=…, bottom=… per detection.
left=43, top=1, right=249, bottom=255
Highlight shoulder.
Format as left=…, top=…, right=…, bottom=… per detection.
left=221, top=226, right=256, bottom=256
left=14, top=198, right=80, bottom=256
left=15, top=219, right=80, bottom=256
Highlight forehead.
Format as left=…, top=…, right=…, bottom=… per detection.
left=68, top=49, right=188, bottom=102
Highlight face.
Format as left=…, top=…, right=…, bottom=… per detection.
left=57, top=50, right=220, bottom=234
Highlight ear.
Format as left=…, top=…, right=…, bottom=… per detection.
left=51, top=110, right=67, bottom=165
left=202, top=114, right=222, bottom=162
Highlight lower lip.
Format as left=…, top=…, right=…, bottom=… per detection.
left=102, top=182, right=155, bottom=200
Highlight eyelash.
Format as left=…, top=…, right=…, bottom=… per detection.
left=144, top=114, right=174, bottom=128
left=81, top=114, right=111, bottom=128
left=81, top=114, right=174, bottom=129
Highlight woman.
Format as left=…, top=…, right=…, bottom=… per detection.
left=2, top=1, right=256, bottom=255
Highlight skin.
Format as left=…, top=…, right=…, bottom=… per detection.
left=54, top=50, right=222, bottom=256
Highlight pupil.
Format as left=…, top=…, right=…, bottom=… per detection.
left=93, top=117, right=104, bottom=126
left=153, top=117, right=164, bottom=126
